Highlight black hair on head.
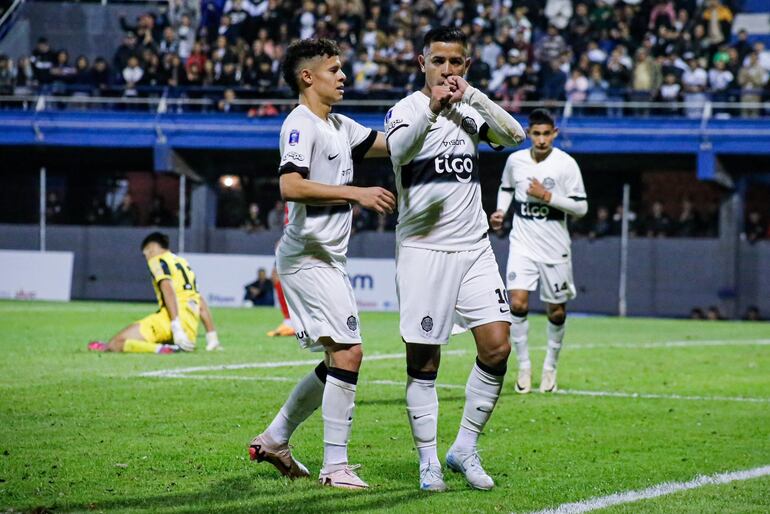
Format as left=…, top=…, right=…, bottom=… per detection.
left=141, top=231, right=170, bottom=250
left=422, top=26, right=467, bottom=54
left=528, top=108, right=555, bottom=128
left=282, top=38, right=341, bottom=94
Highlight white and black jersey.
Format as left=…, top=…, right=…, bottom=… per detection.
left=501, top=147, right=586, bottom=264
left=277, top=104, right=377, bottom=273
left=386, top=91, right=503, bottom=251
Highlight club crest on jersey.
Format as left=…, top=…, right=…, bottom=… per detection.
left=347, top=315, right=358, bottom=331
left=385, top=108, right=393, bottom=123
left=461, top=116, right=477, bottom=135
left=288, top=129, right=300, bottom=146
left=421, top=316, right=434, bottom=332
left=542, top=177, right=556, bottom=190
left=508, top=271, right=517, bottom=282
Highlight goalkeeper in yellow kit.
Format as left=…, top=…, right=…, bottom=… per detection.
left=88, top=232, right=221, bottom=354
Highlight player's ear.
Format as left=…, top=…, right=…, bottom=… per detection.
left=552, top=127, right=559, bottom=139
left=464, top=56, right=471, bottom=74
left=299, top=67, right=313, bottom=89
left=418, top=54, right=426, bottom=72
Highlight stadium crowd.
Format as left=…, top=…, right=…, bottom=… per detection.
left=1, top=0, right=768, bottom=114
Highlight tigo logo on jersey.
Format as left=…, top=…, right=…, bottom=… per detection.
left=519, top=202, right=551, bottom=218
left=434, top=154, right=475, bottom=183
left=289, top=129, right=300, bottom=145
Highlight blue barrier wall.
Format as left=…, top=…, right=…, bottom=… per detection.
left=1, top=224, right=767, bottom=318
left=2, top=111, right=769, bottom=158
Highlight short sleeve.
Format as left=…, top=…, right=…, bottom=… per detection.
left=564, top=158, right=587, bottom=200
left=500, top=154, right=515, bottom=192
left=148, top=255, right=172, bottom=284
left=384, top=103, right=411, bottom=141
left=278, top=119, right=315, bottom=178
left=338, top=114, right=376, bottom=163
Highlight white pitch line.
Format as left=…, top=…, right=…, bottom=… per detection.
left=556, top=389, right=770, bottom=404
left=138, top=350, right=467, bottom=377
left=567, top=339, right=770, bottom=350
left=525, top=464, right=770, bottom=514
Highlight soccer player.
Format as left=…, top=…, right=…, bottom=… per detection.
left=87, top=232, right=221, bottom=353
left=490, top=108, right=587, bottom=394
left=248, top=38, right=394, bottom=490
left=386, top=27, right=525, bottom=492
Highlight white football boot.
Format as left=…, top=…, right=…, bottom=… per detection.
left=514, top=367, right=532, bottom=394
left=249, top=433, right=309, bottom=479
left=419, top=461, right=448, bottom=492
left=445, top=447, right=494, bottom=490
left=318, top=464, right=369, bottom=489
left=540, top=368, right=558, bottom=393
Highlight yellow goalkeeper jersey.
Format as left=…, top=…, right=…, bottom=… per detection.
left=146, top=251, right=200, bottom=309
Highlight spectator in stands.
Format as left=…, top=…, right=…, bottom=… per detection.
left=681, top=54, right=708, bottom=117
left=148, top=195, right=175, bottom=226
left=708, top=58, right=733, bottom=102
left=545, top=0, right=572, bottom=31
left=644, top=201, right=673, bottom=237
left=122, top=56, right=144, bottom=95
left=701, top=0, right=732, bottom=50
left=745, top=211, right=766, bottom=243
left=50, top=50, right=76, bottom=85
left=176, top=14, right=196, bottom=60
left=113, top=31, right=140, bottom=72
left=242, top=202, right=265, bottom=232
left=159, top=26, right=180, bottom=57
left=739, top=52, right=769, bottom=117
left=674, top=197, right=700, bottom=237
left=631, top=47, right=661, bottom=101
left=689, top=307, right=705, bottom=319
left=72, top=56, right=91, bottom=87
left=45, top=192, right=64, bottom=223
left=706, top=305, right=723, bottom=320
left=535, top=24, right=567, bottom=65
left=0, top=55, right=13, bottom=94
left=30, top=37, right=56, bottom=85
left=541, top=58, right=567, bottom=101
left=351, top=204, right=373, bottom=235
left=243, top=268, right=274, bottom=306
left=217, top=88, right=240, bottom=112
left=743, top=306, right=762, bottom=321
left=566, top=68, right=589, bottom=104
left=266, top=200, right=284, bottom=230
left=90, top=57, right=112, bottom=92
left=750, top=41, right=770, bottom=73
left=589, top=205, right=612, bottom=239
left=659, top=73, right=682, bottom=113
left=114, top=193, right=139, bottom=226
left=84, top=196, right=112, bottom=225
left=732, top=29, right=753, bottom=62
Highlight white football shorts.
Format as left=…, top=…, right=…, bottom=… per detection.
left=279, top=265, right=362, bottom=351
left=505, top=249, right=576, bottom=304
left=397, top=243, right=511, bottom=345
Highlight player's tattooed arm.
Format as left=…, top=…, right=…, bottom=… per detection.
left=446, top=76, right=525, bottom=147
left=280, top=172, right=396, bottom=215
left=527, top=178, right=588, bottom=218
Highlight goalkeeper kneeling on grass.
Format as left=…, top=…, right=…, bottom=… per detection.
left=88, top=232, right=221, bottom=354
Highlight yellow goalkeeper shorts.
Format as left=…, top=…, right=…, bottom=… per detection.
left=138, top=303, right=199, bottom=344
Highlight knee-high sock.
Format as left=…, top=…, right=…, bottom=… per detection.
left=510, top=313, right=530, bottom=370
left=322, top=367, right=358, bottom=468
left=265, top=362, right=326, bottom=444
left=123, top=339, right=163, bottom=353
left=405, top=368, right=439, bottom=466
left=544, top=320, right=566, bottom=371
left=453, top=359, right=506, bottom=453
left=274, top=280, right=291, bottom=325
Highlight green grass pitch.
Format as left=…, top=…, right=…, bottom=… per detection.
left=1, top=300, right=768, bottom=513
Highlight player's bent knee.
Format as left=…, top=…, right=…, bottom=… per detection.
left=510, top=306, right=529, bottom=318
left=547, top=308, right=566, bottom=326
left=479, top=341, right=511, bottom=369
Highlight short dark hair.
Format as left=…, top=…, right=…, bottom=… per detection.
left=528, top=108, right=556, bottom=128
left=422, top=27, right=468, bottom=54
left=282, top=38, right=340, bottom=94
left=141, top=232, right=170, bottom=250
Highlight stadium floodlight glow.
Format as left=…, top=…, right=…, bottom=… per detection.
left=219, top=175, right=240, bottom=189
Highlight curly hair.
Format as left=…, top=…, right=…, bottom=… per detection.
left=281, top=38, right=341, bottom=94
